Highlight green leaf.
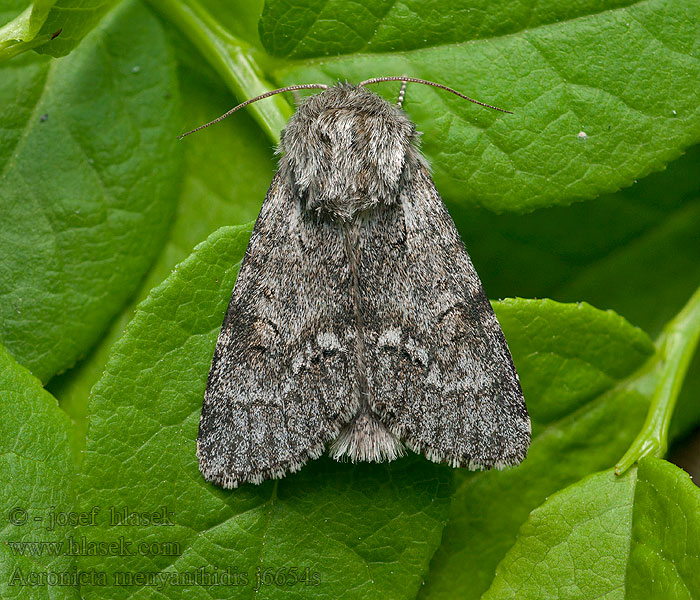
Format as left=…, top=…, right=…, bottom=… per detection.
left=0, top=0, right=58, bottom=60
left=423, top=284, right=700, bottom=599
left=259, top=0, right=639, bottom=59
left=446, top=144, right=700, bottom=443
left=0, top=343, right=78, bottom=600
left=0, top=0, right=119, bottom=60
left=421, top=299, right=656, bottom=600
left=485, top=468, right=636, bottom=599
left=626, top=458, right=700, bottom=598
left=449, top=145, right=700, bottom=335
left=48, top=37, right=277, bottom=455
left=76, top=225, right=452, bottom=599
left=264, top=0, right=700, bottom=212
left=482, top=458, right=700, bottom=599
left=0, top=0, right=181, bottom=382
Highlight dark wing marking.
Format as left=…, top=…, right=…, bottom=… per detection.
left=358, top=166, right=530, bottom=469
left=197, top=173, right=358, bottom=488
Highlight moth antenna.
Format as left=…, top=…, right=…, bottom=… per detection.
left=359, top=76, right=512, bottom=114
left=396, top=78, right=408, bottom=108
left=178, top=83, right=329, bottom=139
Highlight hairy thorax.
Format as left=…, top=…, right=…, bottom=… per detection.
left=279, top=83, right=424, bottom=221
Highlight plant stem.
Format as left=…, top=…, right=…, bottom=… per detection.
left=147, top=0, right=291, bottom=144
left=616, top=285, right=700, bottom=474
left=0, top=7, right=54, bottom=61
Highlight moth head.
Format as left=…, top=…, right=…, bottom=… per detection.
left=178, top=78, right=511, bottom=221
left=280, top=83, right=420, bottom=220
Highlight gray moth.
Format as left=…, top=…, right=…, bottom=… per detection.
left=194, top=79, right=531, bottom=489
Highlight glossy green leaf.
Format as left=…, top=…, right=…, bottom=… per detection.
left=264, top=0, right=700, bottom=213
left=259, top=0, right=638, bottom=59
left=626, top=458, right=700, bottom=598
left=448, top=143, right=700, bottom=445
left=422, top=283, right=700, bottom=599
left=0, top=0, right=117, bottom=60
left=451, top=145, right=700, bottom=337
left=421, top=299, right=656, bottom=599
left=0, top=344, right=78, bottom=600
left=483, top=458, right=700, bottom=599
left=0, top=0, right=181, bottom=382
left=48, top=34, right=276, bottom=455
left=0, top=0, right=58, bottom=60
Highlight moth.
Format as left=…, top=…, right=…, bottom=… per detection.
left=186, top=77, right=531, bottom=488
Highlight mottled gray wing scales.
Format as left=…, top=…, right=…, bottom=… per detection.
left=359, top=167, right=530, bottom=469
left=197, top=173, right=358, bottom=488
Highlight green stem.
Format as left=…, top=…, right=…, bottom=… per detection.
left=147, top=0, right=291, bottom=143
left=0, top=33, right=52, bottom=61
left=616, top=285, right=700, bottom=474
left=0, top=7, right=54, bottom=61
